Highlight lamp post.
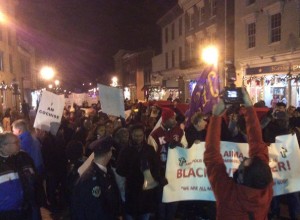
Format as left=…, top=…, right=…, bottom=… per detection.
left=201, top=45, right=219, bottom=67
left=40, top=66, right=55, bottom=83
left=110, top=76, right=118, bottom=87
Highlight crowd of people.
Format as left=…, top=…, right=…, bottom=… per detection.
left=0, top=94, right=300, bottom=220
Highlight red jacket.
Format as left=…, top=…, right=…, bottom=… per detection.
left=204, top=107, right=273, bottom=220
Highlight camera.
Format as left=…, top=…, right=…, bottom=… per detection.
left=223, top=85, right=244, bottom=104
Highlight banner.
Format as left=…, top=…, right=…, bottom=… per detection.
left=98, top=84, right=125, bottom=118
left=163, top=134, right=300, bottom=202
left=33, top=90, right=65, bottom=135
left=186, top=65, right=219, bottom=127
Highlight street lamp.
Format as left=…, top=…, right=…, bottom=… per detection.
left=110, top=76, right=118, bottom=87
left=40, top=66, right=55, bottom=81
left=201, top=45, right=219, bottom=66
left=54, top=79, right=60, bottom=86
left=0, top=11, right=7, bottom=24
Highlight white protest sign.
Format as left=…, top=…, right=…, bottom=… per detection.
left=71, top=93, right=87, bottom=106
left=163, top=134, right=300, bottom=202
left=33, top=90, right=65, bottom=135
left=98, top=84, right=125, bottom=118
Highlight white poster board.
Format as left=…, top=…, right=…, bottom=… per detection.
left=33, top=90, right=65, bottom=135
left=98, top=84, right=125, bottom=118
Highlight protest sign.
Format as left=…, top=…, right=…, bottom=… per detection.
left=163, top=134, right=300, bottom=202
left=98, top=84, right=125, bottom=118
left=33, top=90, right=65, bottom=135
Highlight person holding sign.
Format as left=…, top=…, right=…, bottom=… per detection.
left=204, top=88, right=273, bottom=219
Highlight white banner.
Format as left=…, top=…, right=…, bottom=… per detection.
left=163, top=134, right=300, bottom=202
left=98, top=84, right=125, bottom=118
left=33, top=90, right=65, bottom=135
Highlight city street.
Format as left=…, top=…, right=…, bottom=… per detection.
left=40, top=203, right=292, bottom=220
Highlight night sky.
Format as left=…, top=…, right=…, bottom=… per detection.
left=16, top=0, right=177, bottom=91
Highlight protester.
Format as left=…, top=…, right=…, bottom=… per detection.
left=36, top=129, right=67, bottom=212
left=204, top=88, right=273, bottom=219
left=2, top=108, right=12, bottom=132
left=72, top=136, right=121, bottom=220
left=12, top=119, right=44, bottom=175
left=117, top=124, right=161, bottom=220
left=185, top=111, right=207, bottom=148
left=0, top=132, right=41, bottom=220
left=85, top=123, right=106, bottom=156
left=148, top=107, right=187, bottom=220
left=21, top=100, right=30, bottom=122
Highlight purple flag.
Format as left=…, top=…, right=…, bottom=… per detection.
left=186, top=65, right=220, bottom=127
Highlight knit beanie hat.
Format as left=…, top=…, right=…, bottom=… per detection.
left=161, top=108, right=175, bottom=123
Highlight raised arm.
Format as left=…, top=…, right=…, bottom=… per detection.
left=242, top=88, right=269, bottom=163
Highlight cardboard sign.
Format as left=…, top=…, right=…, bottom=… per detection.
left=33, top=90, right=65, bottom=135
left=98, top=84, right=125, bottom=118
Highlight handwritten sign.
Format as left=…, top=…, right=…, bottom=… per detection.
left=33, top=90, right=65, bottom=135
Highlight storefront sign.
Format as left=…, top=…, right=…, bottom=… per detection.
left=246, top=64, right=300, bottom=75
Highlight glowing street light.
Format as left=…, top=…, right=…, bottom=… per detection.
left=110, top=76, right=118, bottom=87
left=0, top=11, right=7, bottom=24
left=202, top=46, right=219, bottom=66
left=40, top=66, right=55, bottom=81
left=48, top=84, right=53, bottom=89
left=54, top=79, right=60, bottom=86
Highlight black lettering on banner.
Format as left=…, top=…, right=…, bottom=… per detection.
left=39, top=109, right=60, bottom=120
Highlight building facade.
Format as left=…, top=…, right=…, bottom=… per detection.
left=151, top=0, right=235, bottom=102
left=17, top=37, right=37, bottom=107
left=235, top=0, right=300, bottom=107
left=114, top=49, right=154, bottom=102
left=0, top=0, right=37, bottom=112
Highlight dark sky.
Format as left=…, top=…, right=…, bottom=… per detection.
left=16, top=0, right=177, bottom=91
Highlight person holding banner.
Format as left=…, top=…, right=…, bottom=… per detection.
left=148, top=108, right=187, bottom=220
left=204, top=88, right=273, bottom=219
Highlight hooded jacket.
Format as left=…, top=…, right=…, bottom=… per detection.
left=204, top=107, right=273, bottom=219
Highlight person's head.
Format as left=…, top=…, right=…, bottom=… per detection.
left=273, top=111, right=289, bottom=129
left=287, top=105, right=296, bottom=117
left=96, top=124, right=106, bottom=139
left=105, top=120, right=114, bottom=136
left=83, top=118, right=92, bottom=130
left=4, top=108, right=11, bottom=118
left=161, top=108, right=176, bottom=129
left=0, top=132, right=20, bottom=156
left=275, top=102, right=286, bottom=112
left=130, top=123, right=145, bottom=146
left=93, top=136, right=115, bottom=166
left=113, top=127, right=129, bottom=145
left=233, top=156, right=272, bottom=189
left=191, top=112, right=207, bottom=131
left=12, top=119, right=28, bottom=136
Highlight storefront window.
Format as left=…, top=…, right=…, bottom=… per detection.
left=244, top=75, right=300, bottom=108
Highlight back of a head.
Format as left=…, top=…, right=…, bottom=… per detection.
left=93, top=136, right=114, bottom=158
left=12, top=119, right=28, bottom=132
left=243, top=156, right=273, bottom=189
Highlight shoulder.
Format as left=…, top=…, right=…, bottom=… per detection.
left=151, top=126, right=164, bottom=136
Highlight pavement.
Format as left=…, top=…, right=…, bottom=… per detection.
left=40, top=203, right=292, bottom=220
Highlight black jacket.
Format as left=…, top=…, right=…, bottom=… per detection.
left=116, top=142, right=161, bottom=215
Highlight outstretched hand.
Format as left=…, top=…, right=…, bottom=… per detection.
left=241, top=87, right=252, bottom=107
left=212, top=99, right=226, bottom=116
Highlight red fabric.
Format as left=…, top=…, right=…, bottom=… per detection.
left=204, top=107, right=273, bottom=220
